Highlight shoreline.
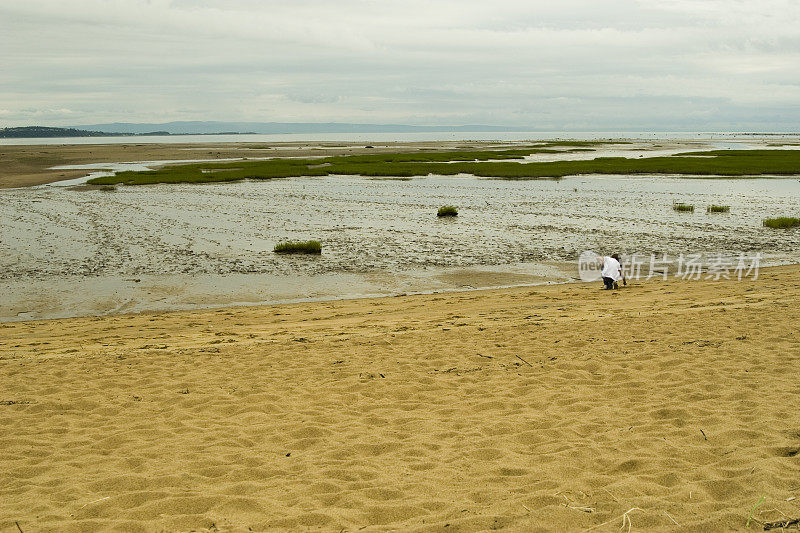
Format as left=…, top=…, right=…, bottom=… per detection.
left=5, top=260, right=799, bottom=324
left=2, top=261, right=779, bottom=326
left=3, top=264, right=799, bottom=531
left=0, top=262, right=578, bottom=323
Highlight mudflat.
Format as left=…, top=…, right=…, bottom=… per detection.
left=2, top=266, right=799, bottom=531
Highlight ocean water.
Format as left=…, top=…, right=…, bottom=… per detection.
left=1, top=131, right=798, bottom=146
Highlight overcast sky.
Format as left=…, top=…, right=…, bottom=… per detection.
left=2, top=0, right=799, bottom=130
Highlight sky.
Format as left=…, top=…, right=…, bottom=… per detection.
left=1, top=0, right=799, bottom=130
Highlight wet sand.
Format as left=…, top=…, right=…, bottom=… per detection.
left=1, top=264, right=575, bottom=322
left=2, top=265, right=799, bottom=531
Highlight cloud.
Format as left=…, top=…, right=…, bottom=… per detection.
left=1, top=0, right=798, bottom=129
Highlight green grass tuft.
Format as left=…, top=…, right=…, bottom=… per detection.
left=437, top=205, right=458, bottom=217
left=707, top=204, right=730, bottom=213
left=763, top=216, right=800, bottom=229
left=273, top=240, right=322, bottom=254
left=673, top=203, right=695, bottom=212
left=745, top=495, right=766, bottom=528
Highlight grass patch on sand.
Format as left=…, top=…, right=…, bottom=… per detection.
left=273, top=240, right=322, bottom=254
left=763, top=217, right=800, bottom=229
left=437, top=205, right=458, bottom=217
left=707, top=204, right=730, bottom=213
left=673, top=203, right=695, bottom=212
left=86, top=148, right=800, bottom=185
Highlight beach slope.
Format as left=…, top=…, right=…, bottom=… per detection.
left=2, top=267, right=799, bottom=531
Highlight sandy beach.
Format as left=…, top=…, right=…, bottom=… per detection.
left=2, top=265, right=799, bottom=531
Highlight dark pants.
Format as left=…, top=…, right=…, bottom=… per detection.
left=603, top=276, right=615, bottom=290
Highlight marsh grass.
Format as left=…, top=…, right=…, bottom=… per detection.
left=273, top=240, right=322, bottom=254
left=707, top=204, right=730, bottom=213
left=763, top=217, right=800, bottom=229
left=86, top=148, right=800, bottom=186
left=673, top=203, right=695, bottom=212
left=99, top=185, right=116, bottom=192
left=437, top=205, right=458, bottom=217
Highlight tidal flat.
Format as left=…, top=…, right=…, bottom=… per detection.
left=2, top=156, right=799, bottom=319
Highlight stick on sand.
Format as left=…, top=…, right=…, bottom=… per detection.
left=515, top=354, right=534, bottom=367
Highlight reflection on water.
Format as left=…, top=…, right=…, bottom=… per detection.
left=1, top=174, right=799, bottom=320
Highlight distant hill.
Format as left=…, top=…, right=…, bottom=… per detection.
left=0, top=126, right=122, bottom=138
left=73, top=121, right=520, bottom=135
left=2, top=122, right=523, bottom=139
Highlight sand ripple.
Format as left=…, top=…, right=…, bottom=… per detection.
left=2, top=267, right=800, bottom=531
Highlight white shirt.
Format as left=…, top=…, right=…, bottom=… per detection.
left=601, top=256, right=621, bottom=280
